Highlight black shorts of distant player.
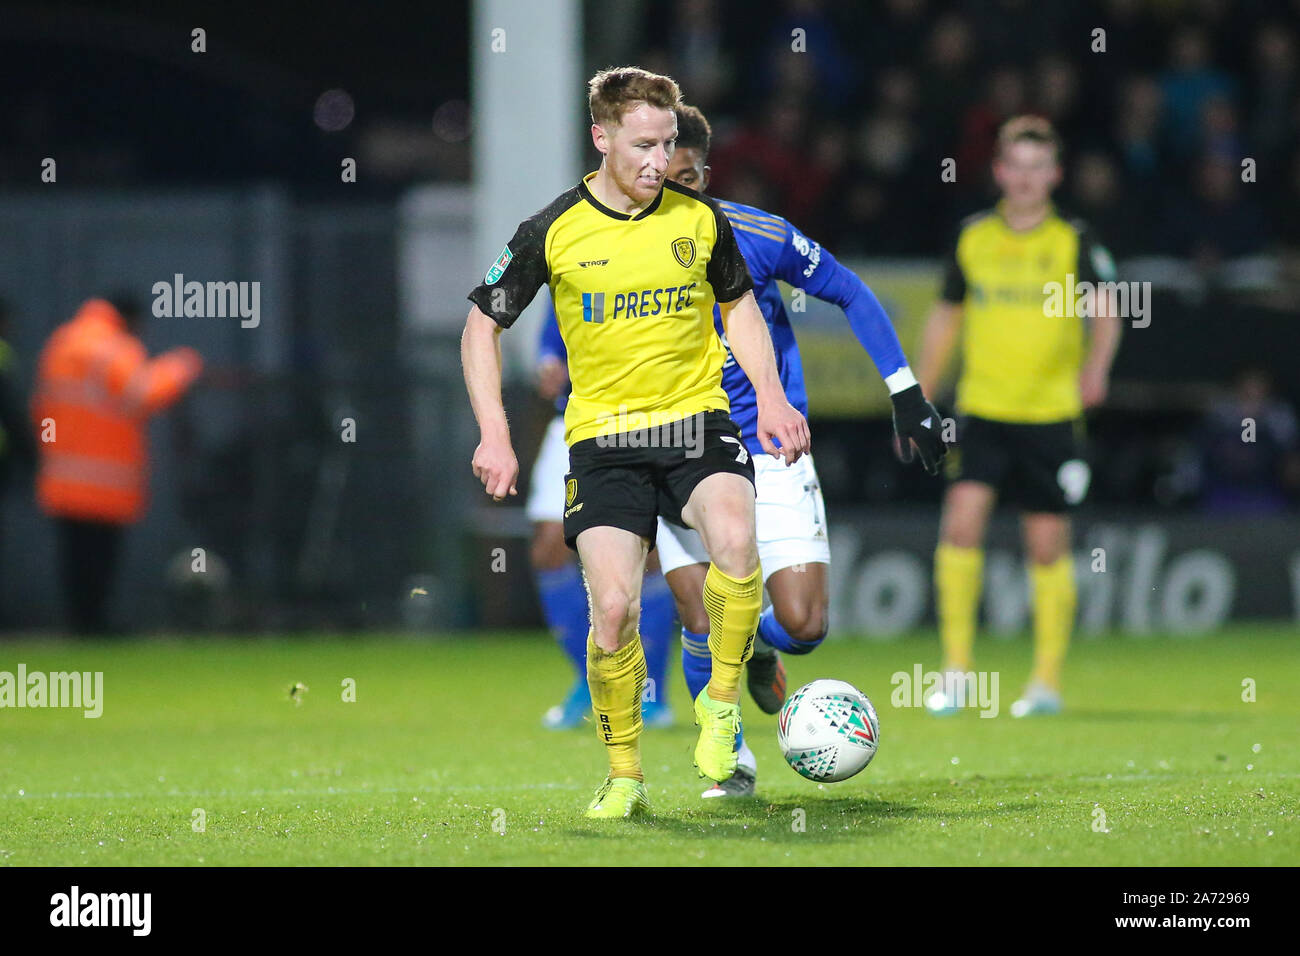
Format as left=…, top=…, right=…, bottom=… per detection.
left=945, top=415, right=1090, bottom=514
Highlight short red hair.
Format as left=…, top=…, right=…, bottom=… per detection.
left=588, top=67, right=681, bottom=128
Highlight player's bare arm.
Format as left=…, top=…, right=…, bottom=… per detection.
left=916, top=300, right=964, bottom=401
left=461, top=304, right=519, bottom=500
left=1080, top=292, right=1121, bottom=409
left=718, top=290, right=810, bottom=465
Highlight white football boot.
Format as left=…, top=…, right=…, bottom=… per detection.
left=1010, top=680, right=1063, bottom=718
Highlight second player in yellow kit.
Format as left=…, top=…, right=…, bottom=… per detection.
left=918, top=116, right=1122, bottom=718
left=945, top=206, right=1112, bottom=424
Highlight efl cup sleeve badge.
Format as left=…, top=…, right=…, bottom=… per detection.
left=484, top=245, right=513, bottom=284
left=671, top=237, right=696, bottom=269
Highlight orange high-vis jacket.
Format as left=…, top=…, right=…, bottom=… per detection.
left=32, top=299, right=203, bottom=525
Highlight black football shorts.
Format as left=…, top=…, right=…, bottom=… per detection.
left=562, top=409, right=756, bottom=550
left=944, top=414, right=1090, bottom=513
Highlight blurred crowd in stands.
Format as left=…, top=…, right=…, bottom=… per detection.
left=6, top=0, right=1294, bottom=267
left=637, top=0, right=1298, bottom=265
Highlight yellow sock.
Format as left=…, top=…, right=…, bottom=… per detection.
left=586, top=632, right=646, bottom=781
left=703, top=563, right=762, bottom=704
left=935, top=543, right=983, bottom=672
left=1029, top=556, right=1076, bottom=690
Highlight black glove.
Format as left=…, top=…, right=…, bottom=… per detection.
left=890, top=384, right=948, bottom=475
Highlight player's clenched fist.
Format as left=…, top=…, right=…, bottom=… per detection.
left=756, top=399, right=811, bottom=466
left=472, top=441, right=519, bottom=501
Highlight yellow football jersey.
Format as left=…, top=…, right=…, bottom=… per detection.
left=469, top=172, right=753, bottom=445
left=941, top=203, right=1116, bottom=423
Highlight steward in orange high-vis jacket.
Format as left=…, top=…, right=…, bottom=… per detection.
left=32, top=296, right=203, bottom=633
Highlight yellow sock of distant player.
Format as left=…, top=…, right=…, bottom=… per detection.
left=1029, top=556, right=1076, bottom=690
left=703, top=563, right=762, bottom=704
left=935, top=543, right=983, bottom=671
left=586, top=632, right=646, bottom=781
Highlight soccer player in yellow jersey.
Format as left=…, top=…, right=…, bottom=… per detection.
left=462, top=67, right=810, bottom=817
left=917, top=116, right=1121, bottom=718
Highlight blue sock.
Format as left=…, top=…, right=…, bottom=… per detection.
left=681, top=627, right=744, bottom=752
left=758, top=605, right=823, bottom=655
left=638, top=572, right=676, bottom=707
left=680, top=627, right=712, bottom=701
left=536, top=563, right=590, bottom=681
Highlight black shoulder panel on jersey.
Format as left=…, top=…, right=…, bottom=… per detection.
left=940, top=212, right=991, bottom=304
left=467, top=186, right=583, bottom=329
left=661, top=180, right=755, bottom=303
left=1067, top=215, right=1117, bottom=285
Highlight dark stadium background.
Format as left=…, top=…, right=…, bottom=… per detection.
left=1, top=0, right=1297, bottom=634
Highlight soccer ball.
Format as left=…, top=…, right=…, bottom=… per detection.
left=777, top=679, right=880, bottom=782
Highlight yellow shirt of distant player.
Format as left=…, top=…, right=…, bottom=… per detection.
left=550, top=175, right=732, bottom=446
left=953, top=211, right=1091, bottom=423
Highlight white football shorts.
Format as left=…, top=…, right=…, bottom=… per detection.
left=525, top=415, right=569, bottom=523
left=655, top=451, right=830, bottom=581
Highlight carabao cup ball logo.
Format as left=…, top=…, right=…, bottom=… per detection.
left=671, top=237, right=696, bottom=269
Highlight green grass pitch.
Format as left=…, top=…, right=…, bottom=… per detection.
left=1, top=625, right=1295, bottom=866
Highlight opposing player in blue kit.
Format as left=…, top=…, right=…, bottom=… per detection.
left=659, top=105, right=948, bottom=796
left=527, top=298, right=677, bottom=730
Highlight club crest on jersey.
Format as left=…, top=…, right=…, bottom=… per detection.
left=484, top=245, right=513, bottom=284
left=671, top=237, right=696, bottom=269
left=565, top=478, right=578, bottom=508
